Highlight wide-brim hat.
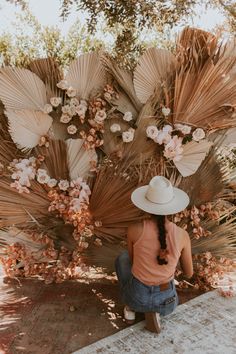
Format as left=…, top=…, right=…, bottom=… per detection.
left=131, top=176, right=189, bottom=215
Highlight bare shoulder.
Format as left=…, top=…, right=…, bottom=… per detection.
left=174, top=224, right=190, bottom=247
left=127, top=221, right=143, bottom=242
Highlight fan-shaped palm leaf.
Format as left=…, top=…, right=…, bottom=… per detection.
left=66, top=138, right=97, bottom=180
left=65, top=52, right=106, bottom=99
left=0, top=67, right=47, bottom=111
left=102, top=55, right=142, bottom=112
left=175, top=140, right=213, bottom=177
left=5, top=109, right=53, bottom=151
left=28, top=57, right=63, bottom=98
left=179, top=148, right=227, bottom=206
left=35, top=139, right=69, bottom=180
left=133, top=48, right=176, bottom=104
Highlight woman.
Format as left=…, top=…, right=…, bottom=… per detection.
left=115, top=176, right=193, bottom=333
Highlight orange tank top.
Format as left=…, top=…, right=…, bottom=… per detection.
left=132, top=219, right=181, bottom=286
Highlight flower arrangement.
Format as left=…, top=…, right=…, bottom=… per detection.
left=0, top=27, right=235, bottom=291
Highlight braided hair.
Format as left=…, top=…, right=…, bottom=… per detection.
left=152, top=214, right=169, bottom=265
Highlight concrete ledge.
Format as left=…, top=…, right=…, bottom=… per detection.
left=75, top=291, right=236, bottom=354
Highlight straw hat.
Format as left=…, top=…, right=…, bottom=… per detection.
left=131, top=176, right=189, bottom=215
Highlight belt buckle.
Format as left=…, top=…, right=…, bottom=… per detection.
left=159, top=282, right=169, bottom=291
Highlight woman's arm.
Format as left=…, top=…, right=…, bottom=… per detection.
left=179, top=231, right=193, bottom=278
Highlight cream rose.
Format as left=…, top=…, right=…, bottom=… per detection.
left=47, top=178, right=58, bottom=188
left=162, top=107, right=171, bottom=116
left=174, top=124, right=191, bottom=135
left=192, top=128, right=205, bottom=141
left=57, top=80, right=69, bottom=90
left=66, top=87, right=76, bottom=97
left=58, top=179, right=70, bottom=191
left=94, top=110, right=107, bottom=124
left=123, top=111, right=133, bottom=121
left=122, top=130, right=134, bottom=143
left=37, top=169, right=50, bottom=184
left=67, top=124, right=78, bottom=135
left=110, top=123, right=121, bottom=133
left=43, top=104, right=53, bottom=114
left=60, top=114, right=72, bottom=124
left=50, top=97, right=62, bottom=107
left=146, top=125, right=159, bottom=139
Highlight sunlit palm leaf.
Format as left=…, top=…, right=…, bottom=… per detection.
left=5, top=109, right=53, bottom=151
left=0, top=67, right=47, bottom=111
left=133, top=48, right=176, bottom=104
left=66, top=138, right=97, bottom=180
left=65, top=52, right=106, bottom=99
left=28, top=57, right=63, bottom=98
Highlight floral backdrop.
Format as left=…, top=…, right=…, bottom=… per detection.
left=0, top=27, right=235, bottom=295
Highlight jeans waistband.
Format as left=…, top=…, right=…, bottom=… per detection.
left=132, top=275, right=174, bottom=291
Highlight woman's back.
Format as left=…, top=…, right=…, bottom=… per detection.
left=131, top=218, right=186, bottom=286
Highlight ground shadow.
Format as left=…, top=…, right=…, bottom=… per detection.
left=0, top=274, right=203, bottom=354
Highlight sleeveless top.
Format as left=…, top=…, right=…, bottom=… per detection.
left=132, top=219, right=181, bottom=286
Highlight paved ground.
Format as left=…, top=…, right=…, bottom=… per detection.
left=76, top=290, right=236, bottom=354
left=0, top=268, right=203, bottom=354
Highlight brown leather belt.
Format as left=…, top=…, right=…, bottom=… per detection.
left=159, top=282, right=170, bottom=291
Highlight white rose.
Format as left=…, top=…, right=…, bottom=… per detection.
left=70, top=98, right=80, bottom=106
left=47, top=178, right=58, bottom=188
left=154, top=131, right=171, bottom=145
left=122, top=130, right=134, bottom=143
left=94, top=110, right=107, bottom=124
left=146, top=125, right=159, bottom=139
left=75, top=104, right=87, bottom=117
left=192, top=128, right=205, bottom=141
left=162, top=125, right=173, bottom=133
left=162, top=107, right=171, bottom=116
left=50, top=97, right=62, bottom=107
left=67, top=124, right=78, bottom=135
left=80, top=99, right=88, bottom=107
left=123, top=111, right=133, bottom=122
left=60, top=114, right=72, bottom=124
left=43, top=104, right=53, bottom=114
left=37, top=169, right=50, bottom=184
left=110, top=123, right=121, bottom=133
left=66, top=87, right=76, bottom=97
left=174, top=124, right=191, bottom=135
left=57, top=80, right=69, bottom=90
left=68, top=105, right=77, bottom=116
left=58, top=179, right=70, bottom=191
left=62, top=105, right=70, bottom=114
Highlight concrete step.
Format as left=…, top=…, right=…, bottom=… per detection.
left=75, top=290, right=236, bottom=354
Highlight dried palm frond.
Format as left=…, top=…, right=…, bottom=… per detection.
left=35, top=139, right=69, bottom=180
left=110, top=90, right=139, bottom=119
left=173, top=33, right=236, bottom=130
left=133, top=48, right=176, bottom=104
left=5, top=109, right=52, bottom=151
left=0, top=177, right=49, bottom=227
left=66, top=138, right=97, bottom=180
left=177, top=27, right=218, bottom=68
left=90, top=159, right=145, bottom=242
left=102, top=55, right=142, bottom=113
left=0, top=228, right=46, bottom=252
left=28, top=57, right=63, bottom=98
left=191, top=214, right=236, bottom=259
left=82, top=241, right=125, bottom=272
left=65, top=52, right=106, bottom=100
left=174, top=140, right=213, bottom=177
left=179, top=148, right=227, bottom=206
left=102, top=115, right=132, bottom=156
left=0, top=67, right=47, bottom=111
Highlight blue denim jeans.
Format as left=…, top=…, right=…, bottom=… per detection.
left=115, top=250, right=178, bottom=316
